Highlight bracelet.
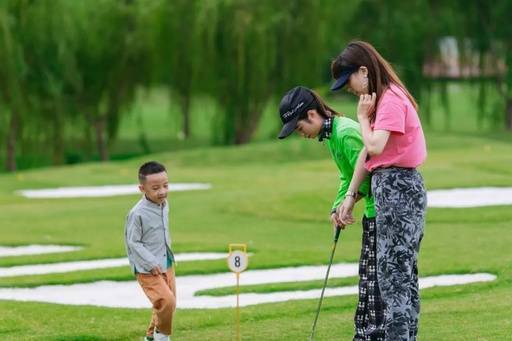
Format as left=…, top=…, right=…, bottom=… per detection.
left=345, top=190, right=357, bottom=198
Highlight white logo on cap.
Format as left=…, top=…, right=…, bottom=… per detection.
left=283, top=101, right=304, bottom=120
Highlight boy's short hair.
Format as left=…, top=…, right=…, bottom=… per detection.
left=138, top=161, right=166, bottom=183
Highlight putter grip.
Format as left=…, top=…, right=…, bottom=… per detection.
left=334, top=225, right=342, bottom=242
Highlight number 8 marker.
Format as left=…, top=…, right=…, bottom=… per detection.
left=228, top=250, right=248, bottom=273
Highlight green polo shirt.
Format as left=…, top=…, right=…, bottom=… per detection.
left=325, top=116, right=376, bottom=218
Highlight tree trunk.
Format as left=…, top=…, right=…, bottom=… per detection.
left=52, top=117, right=64, bottom=165
left=234, top=109, right=263, bottom=145
left=506, top=98, right=512, bottom=131
left=180, top=94, right=191, bottom=139
left=136, top=111, right=151, bottom=154
left=421, top=85, right=432, bottom=127
left=5, top=110, right=18, bottom=172
left=93, top=118, right=109, bottom=161
left=440, top=81, right=451, bottom=131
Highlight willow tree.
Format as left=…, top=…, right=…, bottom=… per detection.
left=150, top=0, right=216, bottom=140
left=0, top=0, right=31, bottom=171
left=207, top=0, right=336, bottom=144
left=273, top=0, right=334, bottom=93
left=209, top=0, right=362, bottom=144
left=205, top=0, right=279, bottom=144
left=65, top=0, right=149, bottom=161
left=21, top=0, right=78, bottom=165
left=456, top=0, right=512, bottom=130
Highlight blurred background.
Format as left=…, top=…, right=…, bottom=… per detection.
left=0, top=0, right=510, bottom=172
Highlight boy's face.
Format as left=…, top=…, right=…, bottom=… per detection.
left=295, top=109, right=323, bottom=139
left=139, top=171, right=169, bottom=205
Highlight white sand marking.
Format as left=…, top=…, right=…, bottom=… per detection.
left=0, top=261, right=495, bottom=309
left=0, top=263, right=358, bottom=308
left=427, top=187, right=512, bottom=207
left=0, top=253, right=228, bottom=278
left=17, top=183, right=211, bottom=199
left=0, top=245, right=82, bottom=257
left=17, top=185, right=512, bottom=206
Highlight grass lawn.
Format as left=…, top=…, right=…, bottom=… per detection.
left=0, top=129, right=511, bottom=339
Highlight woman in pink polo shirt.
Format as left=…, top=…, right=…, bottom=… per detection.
left=331, top=41, right=427, bottom=341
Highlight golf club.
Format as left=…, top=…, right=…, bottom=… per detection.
left=309, top=225, right=342, bottom=341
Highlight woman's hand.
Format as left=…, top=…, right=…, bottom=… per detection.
left=357, top=92, right=376, bottom=121
left=337, top=197, right=356, bottom=226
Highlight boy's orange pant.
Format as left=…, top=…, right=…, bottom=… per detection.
left=136, top=267, right=176, bottom=336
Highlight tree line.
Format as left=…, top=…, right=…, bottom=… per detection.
left=0, top=0, right=510, bottom=171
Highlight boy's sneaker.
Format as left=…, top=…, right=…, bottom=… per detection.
left=143, top=336, right=154, bottom=341
left=153, top=329, right=170, bottom=341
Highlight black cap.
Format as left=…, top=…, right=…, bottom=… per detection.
left=330, top=65, right=359, bottom=91
left=278, top=86, right=316, bottom=139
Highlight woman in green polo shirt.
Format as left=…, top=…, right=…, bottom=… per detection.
left=278, top=86, right=385, bottom=341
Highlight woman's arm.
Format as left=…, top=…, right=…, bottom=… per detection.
left=337, top=147, right=369, bottom=226
left=358, top=93, right=390, bottom=156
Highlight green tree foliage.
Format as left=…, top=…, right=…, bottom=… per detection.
left=0, top=0, right=511, bottom=171
left=0, top=0, right=31, bottom=171
left=208, top=0, right=356, bottom=144
left=0, top=0, right=150, bottom=169
left=65, top=0, right=149, bottom=161
left=22, top=0, right=77, bottom=165
left=207, top=0, right=279, bottom=144
left=455, top=0, right=512, bottom=129
left=150, top=0, right=217, bottom=140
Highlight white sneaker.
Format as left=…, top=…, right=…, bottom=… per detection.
left=153, top=329, right=170, bottom=341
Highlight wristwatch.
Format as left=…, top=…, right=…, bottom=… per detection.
left=345, top=190, right=357, bottom=199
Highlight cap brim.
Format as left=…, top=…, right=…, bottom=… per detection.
left=278, top=115, right=300, bottom=139
left=330, top=72, right=351, bottom=91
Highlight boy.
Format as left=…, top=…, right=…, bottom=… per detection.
left=125, top=161, right=176, bottom=341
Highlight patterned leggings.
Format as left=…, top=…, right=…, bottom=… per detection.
left=372, top=167, right=427, bottom=341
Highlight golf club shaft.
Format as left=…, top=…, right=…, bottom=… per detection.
left=309, top=225, right=342, bottom=341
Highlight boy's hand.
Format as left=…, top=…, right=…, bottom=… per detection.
left=357, top=92, right=376, bottom=121
left=150, top=266, right=162, bottom=276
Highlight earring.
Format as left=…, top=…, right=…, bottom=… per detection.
left=363, top=77, right=368, bottom=91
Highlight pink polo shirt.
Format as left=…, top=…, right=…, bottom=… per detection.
left=365, top=84, right=427, bottom=171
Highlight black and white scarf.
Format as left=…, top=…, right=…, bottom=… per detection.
left=318, top=116, right=333, bottom=142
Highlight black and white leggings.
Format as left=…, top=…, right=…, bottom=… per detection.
left=354, top=216, right=385, bottom=341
